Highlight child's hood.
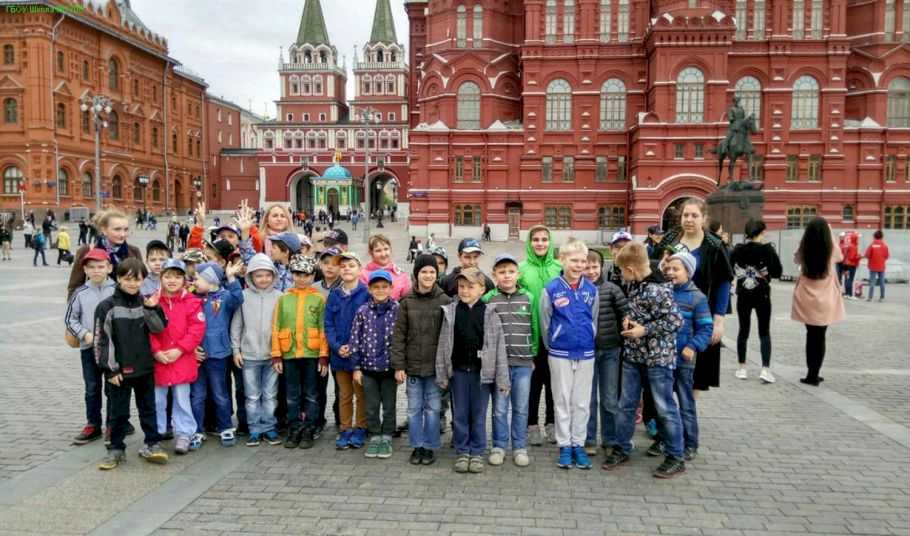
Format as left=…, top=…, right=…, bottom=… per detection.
left=523, top=227, right=556, bottom=267
left=244, top=253, right=278, bottom=290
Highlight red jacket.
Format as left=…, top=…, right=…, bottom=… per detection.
left=150, top=289, right=206, bottom=386
left=840, top=233, right=861, bottom=267
left=864, top=239, right=890, bottom=272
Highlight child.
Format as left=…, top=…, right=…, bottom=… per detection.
left=442, top=239, right=494, bottom=297
left=65, top=248, right=115, bottom=444
left=662, top=252, right=712, bottom=461
left=181, top=248, right=206, bottom=281
left=325, top=251, right=371, bottom=450
left=585, top=249, right=629, bottom=456
left=204, top=238, right=238, bottom=268
left=190, top=261, right=244, bottom=448
left=56, top=226, right=72, bottom=266
left=482, top=254, right=537, bottom=467
left=312, top=247, right=343, bottom=433
left=429, top=246, right=448, bottom=284
left=231, top=253, right=283, bottom=447
left=436, top=268, right=508, bottom=474
left=270, top=254, right=329, bottom=449
left=141, top=240, right=171, bottom=297
left=350, top=270, right=401, bottom=459
left=265, top=232, right=301, bottom=292
left=32, top=225, right=48, bottom=266
left=391, top=254, right=452, bottom=466
left=603, top=242, right=685, bottom=479
left=150, top=259, right=206, bottom=455
left=94, top=258, right=168, bottom=470
left=539, top=238, right=599, bottom=470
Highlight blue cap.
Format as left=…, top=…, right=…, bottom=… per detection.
left=458, top=238, right=483, bottom=254
left=319, top=246, right=342, bottom=260
left=196, top=262, right=224, bottom=287
left=368, top=270, right=393, bottom=285
left=161, top=258, right=187, bottom=274
left=214, top=224, right=241, bottom=238
left=493, top=253, right=519, bottom=268
left=271, top=232, right=302, bottom=254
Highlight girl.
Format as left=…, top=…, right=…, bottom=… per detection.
left=68, top=209, right=142, bottom=299
left=359, top=234, right=411, bottom=300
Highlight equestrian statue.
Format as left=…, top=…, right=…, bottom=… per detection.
left=712, top=96, right=760, bottom=190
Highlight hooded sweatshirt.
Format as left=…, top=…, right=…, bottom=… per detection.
left=518, top=228, right=563, bottom=338
left=325, top=281, right=371, bottom=371
left=151, top=289, right=206, bottom=386
left=231, top=254, right=283, bottom=360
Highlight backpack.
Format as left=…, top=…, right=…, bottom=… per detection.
left=34, top=232, right=45, bottom=248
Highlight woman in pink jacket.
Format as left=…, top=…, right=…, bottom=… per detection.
left=359, top=234, right=412, bottom=300
left=791, top=217, right=845, bottom=386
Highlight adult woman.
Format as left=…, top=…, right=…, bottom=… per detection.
left=359, top=234, right=411, bottom=300
left=791, top=217, right=845, bottom=386
left=248, top=202, right=296, bottom=254
left=730, top=219, right=782, bottom=383
left=863, top=230, right=890, bottom=302
left=67, top=208, right=142, bottom=299
left=652, top=198, right=734, bottom=393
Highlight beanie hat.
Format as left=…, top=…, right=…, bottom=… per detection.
left=412, top=253, right=438, bottom=280
left=196, top=262, right=224, bottom=287
left=668, top=251, right=697, bottom=277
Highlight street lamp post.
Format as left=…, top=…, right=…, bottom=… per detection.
left=193, top=176, right=202, bottom=203
left=358, top=107, right=380, bottom=243
left=79, top=95, right=113, bottom=212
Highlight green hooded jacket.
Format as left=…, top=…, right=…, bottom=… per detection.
left=517, top=227, right=562, bottom=338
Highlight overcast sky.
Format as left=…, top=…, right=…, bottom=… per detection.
left=131, top=0, right=410, bottom=119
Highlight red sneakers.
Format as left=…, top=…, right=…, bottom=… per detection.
left=73, top=424, right=102, bottom=445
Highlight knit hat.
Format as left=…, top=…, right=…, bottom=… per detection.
left=668, top=251, right=697, bottom=276
left=412, top=253, right=439, bottom=280
left=288, top=254, right=317, bottom=274
left=196, top=262, right=224, bottom=287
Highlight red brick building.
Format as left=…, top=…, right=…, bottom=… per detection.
left=405, top=0, right=910, bottom=241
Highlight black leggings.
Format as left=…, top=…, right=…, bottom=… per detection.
left=805, top=325, right=828, bottom=381
left=736, top=293, right=772, bottom=367
left=528, top=344, right=554, bottom=426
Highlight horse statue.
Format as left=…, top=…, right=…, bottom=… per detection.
left=712, top=97, right=758, bottom=188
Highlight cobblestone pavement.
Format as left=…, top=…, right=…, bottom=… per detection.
left=1, top=219, right=909, bottom=535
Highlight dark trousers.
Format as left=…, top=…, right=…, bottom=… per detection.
left=227, top=360, right=247, bottom=430
left=805, top=325, right=828, bottom=381
left=736, top=292, right=772, bottom=367
left=276, top=372, right=287, bottom=429
left=106, top=373, right=160, bottom=451
left=284, top=359, right=319, bottom=432
left=837, top=264, right=857, bottom=297
left=528, top=344, right=554, bottom=426
left=33, top=248, right=47, bottom=266
left=80, top=348, right=106, bottom=427
left=362, top=370, right=397, bottom=437
left=451, top=368, right=488, bottom=456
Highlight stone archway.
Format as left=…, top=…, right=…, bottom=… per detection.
left=369, top=173, right=399, bottom=217
left=326, top=188, right=339, bottom=217
left=289, top=171, right=317, bottom=216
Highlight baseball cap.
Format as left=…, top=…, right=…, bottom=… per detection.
left=161, top=258, right=187, bottom=274
left=338, top=251, right=362, bottom=265
left=181, top=248, right=206, bottom=264
left=454, top=267, right=484, bottom=286
left=647, top=225, right=665, bottom=235
left=214, top=224, right=241, bottom=238
left=288, top=254, right=317, bottom=274
left=430, top=246, right=448, bottom=261
left=458, top=238, right=483, bottom=255
left=196, top=262, right=224, bottom=286
left=610, top=231, right=633, bottom=245
left=319, top=246, right=342, bottom=260
left=368, top=269, right=393, bottom=285
left=493, top=253, right=519, bottom=268
left=321, top=229, right=348, bottom=246
left=81, top=248, right=110, bottom=265
left=271, top=232, right=302, bottom=254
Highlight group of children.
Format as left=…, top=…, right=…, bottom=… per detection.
left=66, top=215, right=711, bottom=479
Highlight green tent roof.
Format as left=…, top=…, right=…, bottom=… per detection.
left=369, top=0, right=398, bottom=45
left=296, top=0, right=331, bottom=46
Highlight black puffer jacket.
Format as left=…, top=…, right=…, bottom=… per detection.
left=390, top=284, right=452, bottom=377
left=94, top=288, right=167, bottom=379
left=596, top=280, right=630, bottom=350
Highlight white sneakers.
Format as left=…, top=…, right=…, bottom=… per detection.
left=513, top=449, right=530, bottom=467
left=735, top=368, right=748, bottom=380
left=759, top=369, right=776, bottom=384
left=488, top=447, right=505, bottom=466
left=545, top=423, right=556, bottom=444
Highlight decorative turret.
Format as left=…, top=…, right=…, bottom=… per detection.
left=369, top=0, right=398, bottom=45
left=296, top=0, right=331, bottom=46
left=352, top=0, right=408, bottom=124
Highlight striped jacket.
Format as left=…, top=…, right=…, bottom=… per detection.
left=94, top=287, right=167, bottom=378
left=65, top=279, right=115, bottom=349
left=482, top=287, right=538, bottom=366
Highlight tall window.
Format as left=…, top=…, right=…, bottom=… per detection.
left=546, top=79, right=572, bottom=130
left=172, top=131, right=178, bottom=153
left=132, top=122, right=141, bottom=144
left=457, top=82, right=481, bottom=129
left=108, top=111, right=119, bottom=140
left=676, top=67, right=704, bottom=123
left=56, top=51, right=65, bottom=72
left=562, top=156, right=575, bottom=182
left=735, top=76, right=762, bottom=127
left=884, top=205, right=910, bottom=229
left=81, top=110, right=90, bottom=133
left=596, top=156, right=608, bottom=182
left=454, top=156, right=464, bottom=181
left=3, top=44, right=13, bottom=65
left=3, top=98, right=15, bottom=123
left=151, top=126, right=159, bottom=148
left=786, top=155, right=799, bottom=181
left=600, top=78, right=626, bottom=130
left=55, top=103, right=66, bottom=129
left=753, top=0, right=766, bottom=38
left=886, top=0, right=896, bottom=41
left=564, top=0, right=576, bottom=43
left=542, top=156, right=553, bottom=182
left=133, top=177, right=144, bottom=201
left=793, top=0, right=805, bottom=39
left=187, top=134, right=193, bottom=155
left=792, top=75, right=819, bottom=129
left=152, top=179, right=161, bottom=202
left=735, top=0, right=747, bottom=40
left=112, top=175, right=123, bottom=199
left=787, top=206, right=817, bottom=229
left=598, top=205, right=625, bottom=228
left=108, top=57, right=119, bottom=91
left=749, top=154, right=764, bottom=181
left=2, top=166, right=22, bottom=194
left=385, top=75, right=394, bottom=94
left=314, top=75, right=323, bottom=95
left=810, top=0, right=823, bottom=39
left=887, top=77, right=910, bottom=127
left=456, top=5, right=467, bottom=48
left=885, top=155, right=897, bottom=182
left=473, top=5, right=483, bottom=48
left=82, top=60, right=89, bottom=80
left=544, top=206, right=572, bottom=229
left=600, top=0, right=611, bottom=41
left=455, top=204, right=482, bottom=226
left=617, top=155, right=626, bottom=181
left=618, top=0, right=630, bottom=41
left=82, top=172, right=93, bottom=198
left=472, top=156, right=482, bottom=182
left=808, top=154, right=822, bottom=181
left=545, top=0, right=557, bottom=43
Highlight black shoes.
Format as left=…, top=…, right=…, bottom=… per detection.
left=298, top=428, right=315, bottom=449
left=410, top=448, right=423, bottom=465
left=800, top=376, right=824, bottom=386
left=284, top=428, right=302, bottom=448
left=601, top=448, right=630, bottom=471
left=646, top=440, right=664, bottom=457
left=653, top=456, right=686, bottom=479
left=421, top=449, right=436, bottom=465
left=684, top=447, right=698, bottom=461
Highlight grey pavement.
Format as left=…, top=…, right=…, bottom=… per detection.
left=0, top=219, right=909, bottom=535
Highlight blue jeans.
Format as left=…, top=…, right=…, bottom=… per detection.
left=284, top=359, right=319, bottom=432
left=406, top=375, right=441, bottom=450
left=868, top=271, right=886, bottom=300
left=155, top=384, right=196, bottom=438
left=838, top=264, right=857, bottom=297
left=191, top=357, right=233, bottom=433
left=587, top=347, right=621, bottom=448
left=616, top=362, right=684, bottom=460
left=80, top=347, right=106, bottom=426
left=673, top=364, right=698, bottom=450
left=451, top=368, right=488, bottom=456
left=492, top=366, right=532, bottom=450
left=33, top=247, right=46, bottom=265
left=242, top=360, right=279, bottom=435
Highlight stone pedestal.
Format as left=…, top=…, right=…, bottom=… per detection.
left=706, top=187, right=764, bottom=236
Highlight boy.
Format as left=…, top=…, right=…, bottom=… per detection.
left=429, top=246, right=448, bottom=285
left=585, top=249, right=629, bottom=456
left=66, top=248, right=116, bottom=444
left=190, top=261, right=244, bottom=448
left=231, top=253, right=283, bottom=447
left=56, top=225, right=72, bottom=266
left=204, top=238, right=237, bottom=268
left=325, top=251, right=371, bottom=450
left=141, top=240, right=171, bottom=297
left=603, top=242, right=686, bottom=478
left=660, top=252, right=712, bottom=461
left=350, top=271, right=401, bottom=459
left=436, top=268, right=508, bottom=474
left=441, top=239, right=494, bottom=297
left=271, top=254, right=329, bottom=449
left=539, top=238, right=599, bottom=470
left=313, top=247, right=343, bottom=433
left=267, top=232, right=301, bottom=292
left=181, top=248, right=206, bottom=283
left=392, top=254, right=452, bottom=466
left=482, top=254, right=537, bottom=467
left=150, top=259, right=205, bottom=455
left=95, top=258, right=168, bottom=470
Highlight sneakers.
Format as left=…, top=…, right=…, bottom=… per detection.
left=513, top=449, right=530, bottom=467
left=220, top=430, right=236, bottom=447
left=601, top=447, right=630, bottom=471
left=410, top=448, right=424, bottom=465
left=653, top=456, right=686, bottom=479
left=573, top=446, right=592, bottom=470
left=349, top=428, right=366, bottom=449
left=454, top=455, right=470, bottom=473
left=174, top=436, right=191, bottom=454
left=98, top=450, right=125, bottom=470
left=298, top=429, right=315, bottom=449
left=528, top=426, right=543, bottom=446
left=645, top=419, right=658, bottom=439
left=557, top=446, right=573, bottom=469
left=284, top=428, right=302, bottom=448
left=312, top=425, right=323, bottom=440
left=759, top=369, right=776, bottom=384
left=103, top=427, right=111, bottom=447
left=365, top=436, right=381, bottom=458
left=584, top=442, right=597, bottom=456
left=124, top=422, right=135, bottom=436
left=488, top=447, right=505, bottom=466
left=646, top=440, right=664, bottom=457
left=336, top=429, right=353, bottom=450
left=735, top=368, right=748, bottom=380
left=376, top=436, right=393, bottom=459
left=73, top=424, right=102, bottom=445
left=264, top=430, right=282, bottom=446
left=189, top=433, right=205, bottom=451
left=245, top=433, right=261, bottom=447
left=468, top=455, right=484, bottom=473
left=421, top=448, right=437, bottom=465
left=138, top=443, right=169, bottom=465
left=684, top=447, right=698, bottom=461
left=545, top=423, right=556, bottom=444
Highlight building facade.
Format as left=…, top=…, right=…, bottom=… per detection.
left=0, top=0, right=209, bottom=220
left=405, top=0, right=910, bottom=241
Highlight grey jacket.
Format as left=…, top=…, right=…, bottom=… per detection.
left=230, top=254, right=282, bottom=360
left=434, top=301, right=509, bottom=391
left=65, top=279, right=116, bottom=349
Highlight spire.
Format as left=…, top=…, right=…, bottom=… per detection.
left=369, top=0, right=398, bottom=45
left=296, top=0, right=331, bottom=46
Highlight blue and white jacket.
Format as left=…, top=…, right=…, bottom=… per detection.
left=539, top=276, right=599, bottom=360
left=325, top=282, right=371, bottom=372
left=672, top=281, right=713, bottom=367
left=199, top=280, right=244, bottom=359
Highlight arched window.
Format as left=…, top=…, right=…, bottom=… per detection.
left=290, top=75, right=299, bottom=95
left=133, top=177, right=144, bottom=201
left=306, top=131, right=316, bottom=149
left=456, top=5, right=467, bottom=47
left=377, top=49, right=384, bottom=62
left=317, top=131, right=327, bottom=149
left=473, top=5, right=483, bottom=47
left=791, top=75, right=819, bottom=129
left=336, top=131, right=346, bottom=149
left=362, top=75, right=371, bottom=95
left=457, top=82, right=481, bottom=129
left=55, top=102, right=66, bottom=128
left=3, top=98, right=15, bottom=123
left=356, top=130, right=366, bottom=149
left=546, top=78, right=572, bottom=130
left=112, top=175, right=123, bottom=199
left=600, top=78, right=626, bottom=130
left=564, top=0, right=576, bottom=43
left=108, top=111, right=119, bottom=140
left=380, top=130, right=390, bottom=149
left=132, top=122, right=141, bottom=144
left=887, top=77, right=910, bottom=127
left=82, top=171, right=93, bottom=197
left=386, top=75, right=395, bottom=94
left=3, top=44, right=14, bottom=65
left=302, top=75, right=311, bottom=95
left=2, top=166, right=22, bottom=194
left=108, top=57, right=119, bottom=91
left=303, top=50, right=312, bottom=63
left=675, top=67, right=704, bottom=123
left=58, top=167, right=69, bottom=196
left=375, top=79, right=384, bottom=94
left=314, top=75, right=323, bottom=95
left=152, top=179, right=161, bottom=201
left=734, top=76, right=762, bottom=126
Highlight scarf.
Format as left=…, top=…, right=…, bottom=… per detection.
left=96, top=235, right=130, bottom=269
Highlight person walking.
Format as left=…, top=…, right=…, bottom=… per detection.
left=0, top=220, right=12, bottom=261
left=863, top=230, right=890, bottom=302
left=23, top=219, right=34, bottom=249
left=32, top=226, right=48, bottom=266
left=837, top=231, right=861, bottom=299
